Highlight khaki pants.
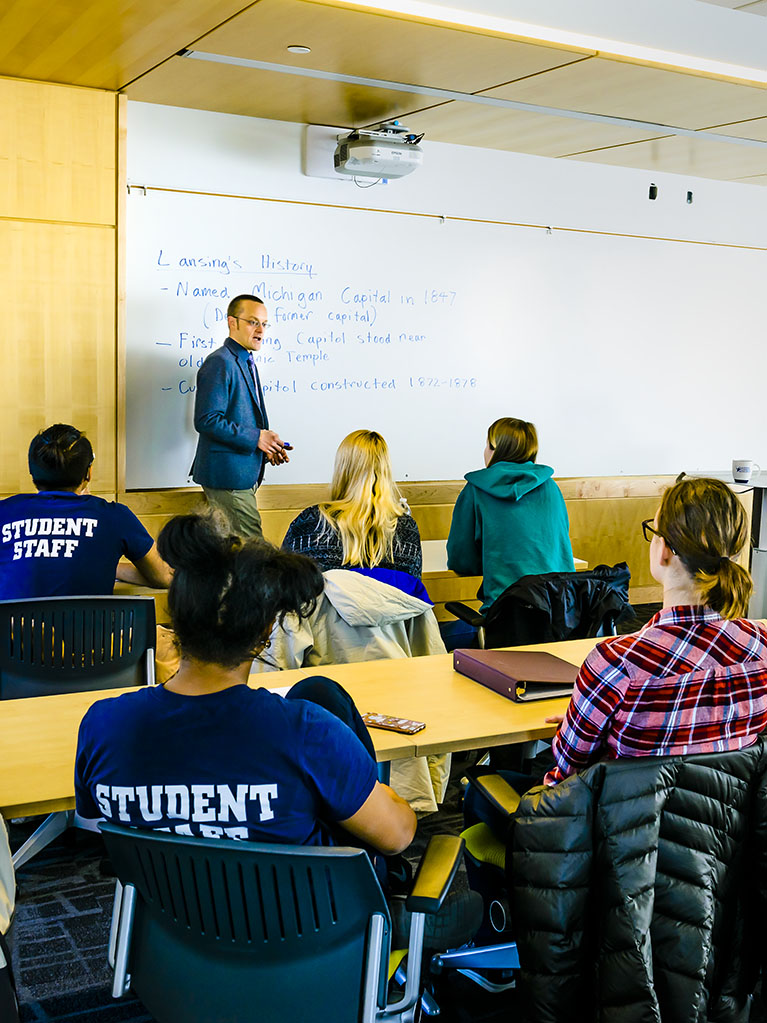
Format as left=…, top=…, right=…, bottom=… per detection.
left=202, top=485, right=263, bottom=540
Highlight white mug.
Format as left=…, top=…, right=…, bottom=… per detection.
left=732, top=459, right=760, bottom=484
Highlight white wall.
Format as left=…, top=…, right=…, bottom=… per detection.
left=128, top=102, right=767, bottom=249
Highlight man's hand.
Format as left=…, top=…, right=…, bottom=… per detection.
left=257, top=430, right=291, bottom=464
left=544, top=714, right=565, bottom=725
left=267, top=447, right=290, bottom=466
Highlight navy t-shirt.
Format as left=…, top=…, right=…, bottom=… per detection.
left=0, top=492, right=153, bottom=599
left=75, top=684, right=378, bottom=845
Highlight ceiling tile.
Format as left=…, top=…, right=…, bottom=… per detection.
left=486, top=55, right=767, bottom=130
left=400, top=101, right=663, bottom=157
left=696, top=0, right=751, bottom=8
left=731, top=172, right=767, bottom=183
left=188, top=0, right=591, bottom=94
left=0, top=0, right=252, bottom=90
left=125, top=56, right=431, bottom=126
left=707, top=116, right=767, bottom=138
left=567, top=133, right=767, bottom=179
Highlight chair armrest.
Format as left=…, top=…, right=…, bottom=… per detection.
left=444, top=602, right=485, bottom=627
left=467, top=772, right=522, bottom=819
left=406, top=834, right=464, bottom=915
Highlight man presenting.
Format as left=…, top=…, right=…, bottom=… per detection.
left=191, top=294, right=290, bottom=538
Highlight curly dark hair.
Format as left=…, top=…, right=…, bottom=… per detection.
left=158, top=514, right=323, bottom=668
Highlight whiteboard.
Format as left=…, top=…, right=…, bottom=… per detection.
left=126, top=188, right=767, bottom=488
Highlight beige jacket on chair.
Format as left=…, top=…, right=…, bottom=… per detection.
left=252, top=570, right=450, bottom=814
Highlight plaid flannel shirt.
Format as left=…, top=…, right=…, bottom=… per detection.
left=546, top=605, right=767, bottom=785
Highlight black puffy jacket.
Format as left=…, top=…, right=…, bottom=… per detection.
left=480, top=563, right=632, bottom=648
left=508, top=741, right=767, bottom=1022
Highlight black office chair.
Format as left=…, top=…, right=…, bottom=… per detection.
left=445, top=563, right=633, bottom=649
left=102, top=822, right=465, bottom=1023
left=0, top=596, right=156, bottom=867
left=0, top=595, right=156, bottom=699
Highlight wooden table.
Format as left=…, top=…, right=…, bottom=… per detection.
left=0, top=638, right=597, bottom=819
left=251, top=638, right=595, bottom=758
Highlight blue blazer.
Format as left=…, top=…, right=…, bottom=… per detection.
left=191, top=338, right=269, bottom=490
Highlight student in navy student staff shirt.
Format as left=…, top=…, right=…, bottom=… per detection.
left=75, top=513, right=416, bottom=853
left=0, top=424, right=171, bottom=599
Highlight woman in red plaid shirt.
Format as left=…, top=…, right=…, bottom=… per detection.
left=545, top=477, right=767, bottom=785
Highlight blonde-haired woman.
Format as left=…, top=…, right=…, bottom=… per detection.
left=281, top=431, right=447, bottom=816
left=545, top=476, right=767, bottom=784
left=283, top=429, right=422, bottom=581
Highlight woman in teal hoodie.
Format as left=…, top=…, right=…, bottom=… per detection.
left=447, top=417, right=574, bottom=614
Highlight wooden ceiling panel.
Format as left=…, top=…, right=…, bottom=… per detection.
left=400, top=101, right=663, bottom=158
left=485, top=56, right=767, bottom=131
left=732, top=171, right=767, bottom=183
left=125, top=56, right=429, bottom=126
left=188, top=0, right=591, bottom=94
left=706, top=116, right=767, bottom=139
left=0, top=0, right=251, bottom=89
left=567, top=134, right=767, bottom=180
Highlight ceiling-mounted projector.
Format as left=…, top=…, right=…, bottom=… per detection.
left=334, top=121, right=424, bottom=179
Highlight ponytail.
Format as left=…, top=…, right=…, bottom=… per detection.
left=693, top=557, right=752, bottom=621
left=657, top=478, right=753, bottom=619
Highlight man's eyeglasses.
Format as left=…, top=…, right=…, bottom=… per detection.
left=232, top=315, right=269, bottom=331
left=641, top=519, right=675, bottom=553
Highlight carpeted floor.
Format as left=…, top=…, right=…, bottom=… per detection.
left=10, top=823, right=140, bottom=1022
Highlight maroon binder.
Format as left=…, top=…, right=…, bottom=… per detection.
left=453, top=648, right=579, bottom=702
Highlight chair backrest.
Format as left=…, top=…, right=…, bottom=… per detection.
left=0, top=596, right=156, bottom=699
left=481, top=563, right=632, bottom=648
left=100, top=823, right=391, bottom=1023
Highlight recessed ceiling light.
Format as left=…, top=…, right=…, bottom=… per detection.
left=287, top=44, right=311, bottom=54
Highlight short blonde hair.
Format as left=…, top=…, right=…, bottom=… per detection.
left=657, top=477, right=752, bottom=619
left=319, top=430, right=404, bottom=567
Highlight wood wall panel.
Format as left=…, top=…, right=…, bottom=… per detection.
left=0, top=220, right=116, bottom=492
left=567, top=494, right=663, bottom=602
left=121, top=476, right=689, bottom=605
left=0, top=79, right=118, bottom=496
left=0, top=77, right=116, bottom=224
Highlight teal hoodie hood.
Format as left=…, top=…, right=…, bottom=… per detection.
left=447, top=458, right=573, bottom=611
left=464, top=460, right=554, bottom=502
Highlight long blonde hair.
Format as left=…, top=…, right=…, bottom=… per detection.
left=319, top=430, right=405, bottom=567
